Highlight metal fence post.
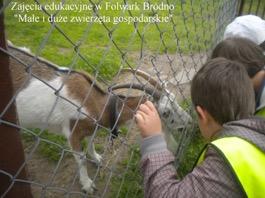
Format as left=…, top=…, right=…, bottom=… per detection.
left=237, top=0, right=245, bottom=16
left=0, top=2, right=32, bottom=197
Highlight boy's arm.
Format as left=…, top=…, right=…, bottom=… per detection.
left=140, top=139, right=244, bottom=198
left=136, top=101, right=244, bottom=198
left=140, top=135, right=178, bottom=198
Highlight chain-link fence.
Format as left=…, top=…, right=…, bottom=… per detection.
left=238, top=0, right=265, bottom=17
left=0, top=0, right=257, bottom=197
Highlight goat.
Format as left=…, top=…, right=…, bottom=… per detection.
left=111, top=69, right=193, bottom=153
left=113, top=68, right=192, bottom=128
left=7, top=43, right=192, bottom=193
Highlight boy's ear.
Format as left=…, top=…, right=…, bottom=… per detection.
left=196, top=106, right=208, bottom=123
left=251, top=70, right=265, bottom=91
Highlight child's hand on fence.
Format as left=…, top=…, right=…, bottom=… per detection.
left=135, top=101, right=162, bottom=138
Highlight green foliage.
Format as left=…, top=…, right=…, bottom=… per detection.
left=95, top=128, right=110, bottom=138
left=178, top=99, right=206, bottom=177
left=177, top=127, right=205, bottom=177
left=22, top=127, right=128, bottom=162
left=240, top=0, right=265, bottom=16
left=118, top=126, right=128, bottom=136
left=94, top=143, right=104, bottom=153
left=22, top=129, right=68, bottom=161
left=110, top=145, right=143, bottom=198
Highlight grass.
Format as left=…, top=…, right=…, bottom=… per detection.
left=20, top=126, right=132, bottom=166
left=177, top=127, right=205, bottom=178
left=21, top=124, right=205, bottom=197
left=22, top=129, right=69, bottom=161
left=240, top=0, right=265, bottom=16
left=22, top=128, right=109, bottom=162
left=110, top=145, right=143, bottom=198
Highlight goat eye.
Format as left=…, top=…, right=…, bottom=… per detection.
left=162, top=111, right=170, bottom=118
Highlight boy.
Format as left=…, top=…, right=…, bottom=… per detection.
left=135, top=58, right=265, bottom=197
left=211, top=37, right=265, bottom=116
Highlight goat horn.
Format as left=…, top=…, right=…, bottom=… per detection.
left=119, top=68, right=163, bottom=91
left=109, top=83, right=162, bottom=100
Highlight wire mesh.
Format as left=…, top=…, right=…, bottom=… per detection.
left=238, top=0, right=265, bottom=17
left=0, top=0, right=244, bottom=197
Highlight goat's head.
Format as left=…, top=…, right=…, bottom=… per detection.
left=111, top=69, right=192, bottom=130
left=157, top=90, right=192, bottom=129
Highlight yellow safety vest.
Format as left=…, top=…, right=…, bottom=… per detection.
left=197, top=137, right=265, bottom=198
left=255, top=107, right=265, bottom=117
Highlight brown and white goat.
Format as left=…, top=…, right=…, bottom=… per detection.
left=111, top=69, right=193, bottom=153
left=7, top=42, right=192, bottom=193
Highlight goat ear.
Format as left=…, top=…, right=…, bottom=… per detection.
left=116, top=94, right=126, bottom=99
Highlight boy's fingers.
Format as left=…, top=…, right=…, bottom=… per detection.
left=135, top=113, right=145, bottom=123
left=145, top=101, right=156, bottom=112
left=137, top=111, right=146, bottom=120
left=139, top=104, right=152, bottom=115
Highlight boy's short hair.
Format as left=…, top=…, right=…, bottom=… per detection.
left=211, top=37, right=265, bottom=78
left=191, top=58, right=255, bottom=125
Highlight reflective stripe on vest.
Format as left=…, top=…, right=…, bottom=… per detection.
left=255, top=107, right=265, bottom=117
left=197, top=137, right=265, bottom=198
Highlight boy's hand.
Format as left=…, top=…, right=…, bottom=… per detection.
left=135, top=101, right=162, bottom=138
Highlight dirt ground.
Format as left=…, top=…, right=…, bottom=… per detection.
left=23, top=121, right=142, bottom=198
left=22, top=52, right=206, bottom=198
left=114, top=51, right=207, bottom=101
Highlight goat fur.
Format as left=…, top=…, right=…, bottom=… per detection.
left=8, top=44, right=145, bottom=193
left=7, top=42, right=192, bottom=193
